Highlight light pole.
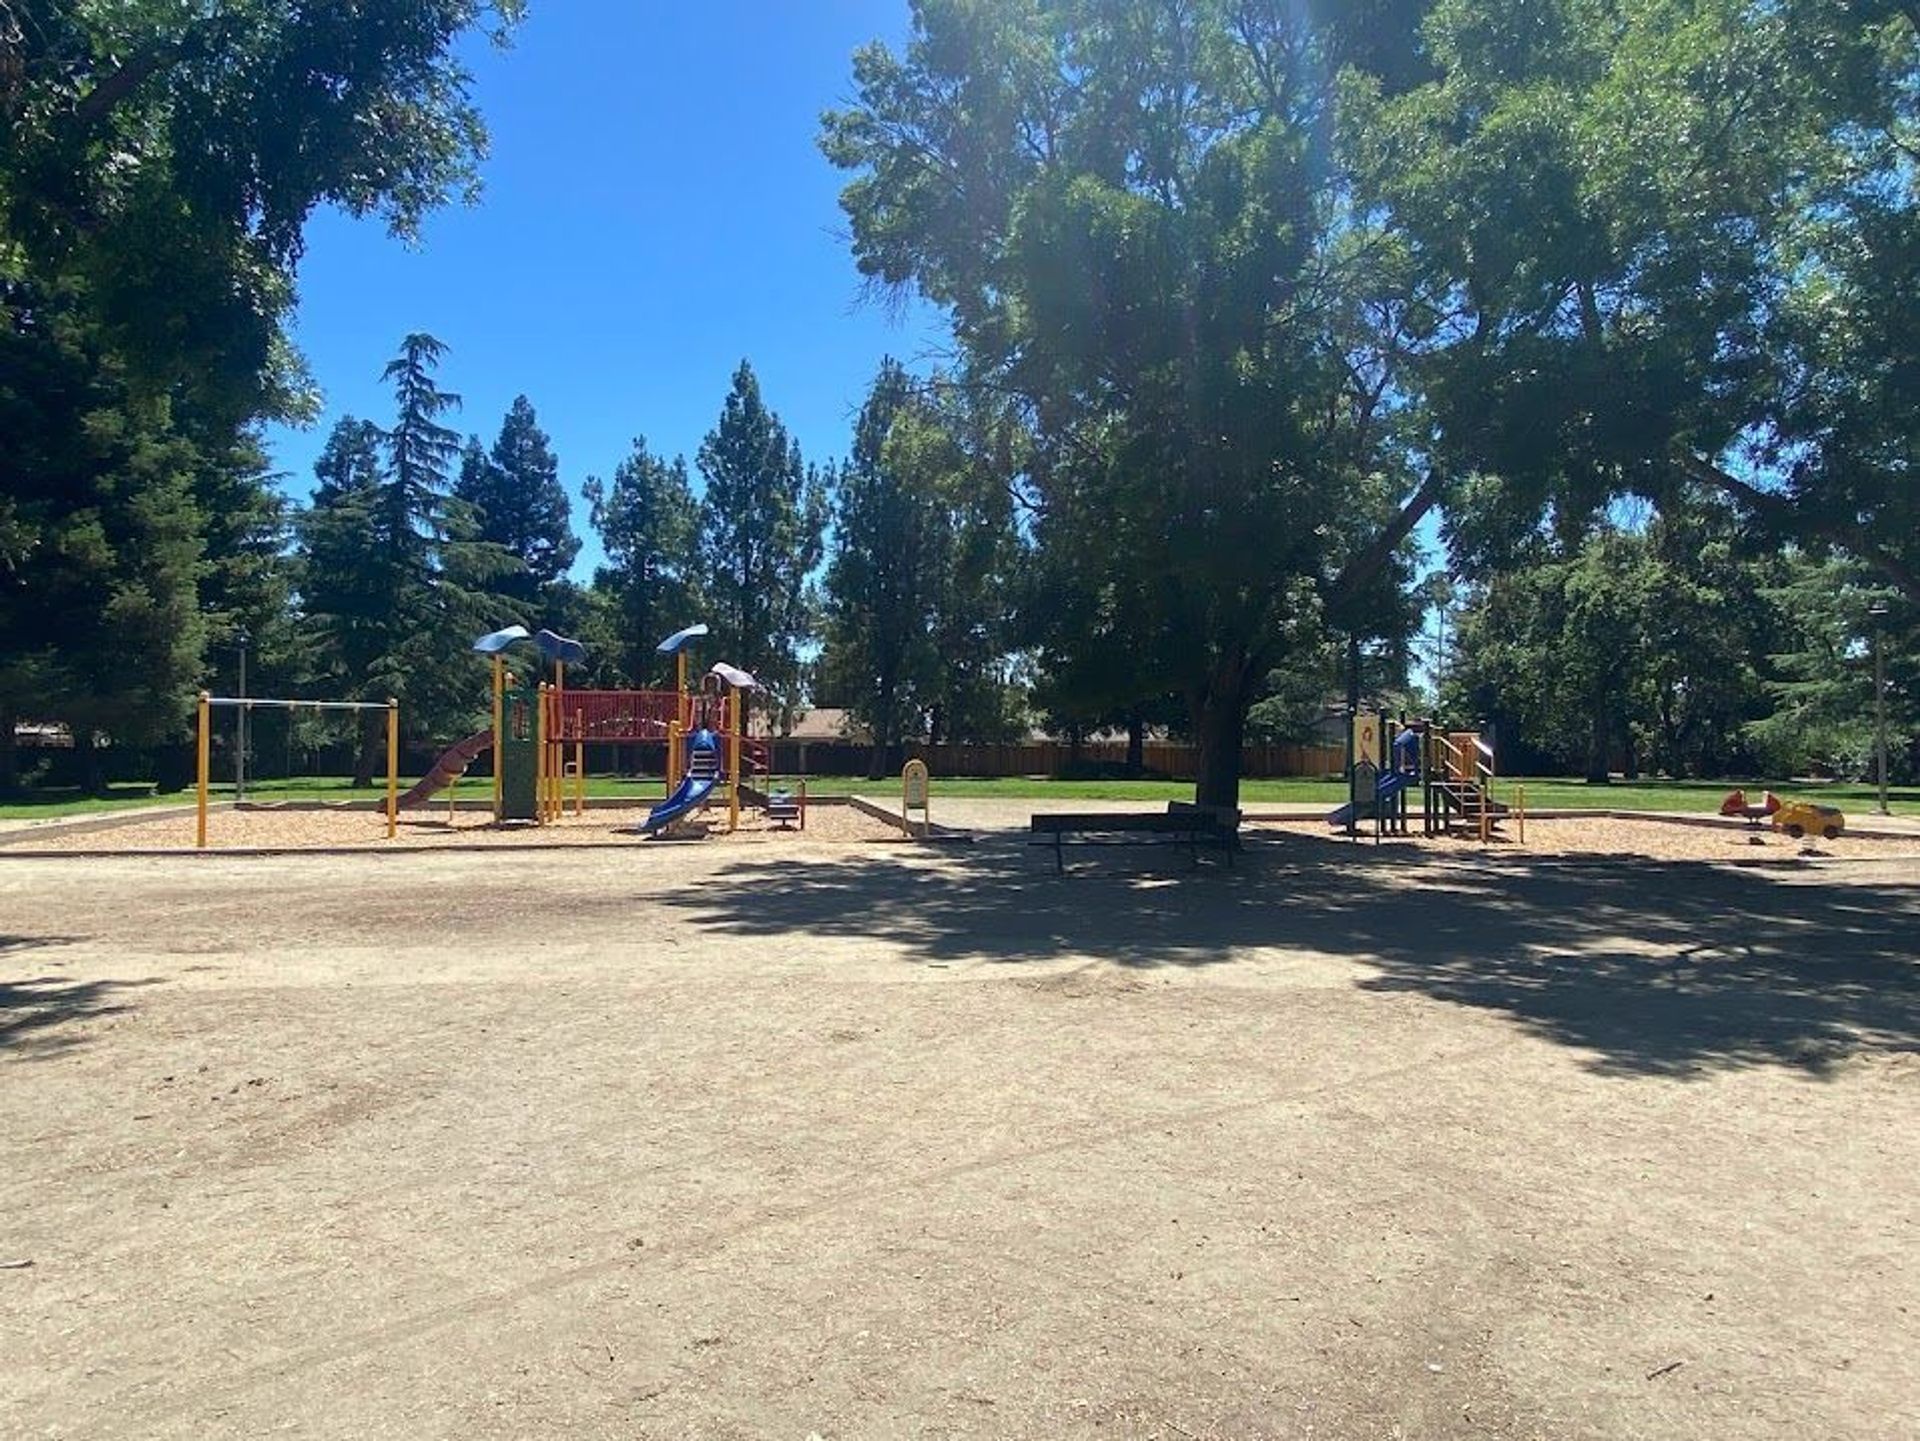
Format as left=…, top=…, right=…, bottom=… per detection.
left=235, top=629, right=250, bottom=804
left=1868, top=601, right=1889, bottom=816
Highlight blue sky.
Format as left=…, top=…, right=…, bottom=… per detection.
left=265, top=2, right=941, bottom=580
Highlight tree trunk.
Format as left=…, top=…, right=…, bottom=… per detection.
left=869, top=685, right=895, bottom=780
left=78, top=729, right=106, bottom=796
left=353, top=714, right=379, bottom=788
left=1193, top=689, right=1249, bottom=811
left=1126, top=711, right=1145, bottom=778
left=1585, top=712, right=1610, bottom=785
left=0, top=701, right=17, bottom=796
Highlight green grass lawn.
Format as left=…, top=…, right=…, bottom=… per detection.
left=7, top=772, right=1913, bottom=820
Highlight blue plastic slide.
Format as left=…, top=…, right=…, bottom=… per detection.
left=642, top=771, right=718, bottom=834
left=1326, top=768, right=1417, bottom=828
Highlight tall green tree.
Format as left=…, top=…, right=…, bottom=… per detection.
left=299, top=336, right=510, bottom=781
left=695, top=362, right=827, bottom=723
left=1746, top=562, right=1915, bottom=782
left=821, top=363, right=1026, bottom=759
left=1344, top=0, right=1920, bottom=600
left=584, top=437, right=701, bottom=687
left=2, top=0, right=522, bottom=786
left=455, top=395, right=580, bottom=612
left=819, top=360, right=945, bottom=766
left=823, top=0, right=1432, bottom=807
left=5, top=1, right=523, bottom=429
left=1445, top=503, right=1782, bottom=780
left=0, top=303, right=206, bottom=791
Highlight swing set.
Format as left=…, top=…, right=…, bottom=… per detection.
left=194, top=691, right=400, bottom=849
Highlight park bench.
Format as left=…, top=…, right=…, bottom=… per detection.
left=1029, top=803, right=1239, bottom=874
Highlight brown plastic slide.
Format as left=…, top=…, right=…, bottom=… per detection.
left=397, top=729, right=493, bottom=809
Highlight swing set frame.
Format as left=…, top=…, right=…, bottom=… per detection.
left=195, top=691, right=400, bottom=849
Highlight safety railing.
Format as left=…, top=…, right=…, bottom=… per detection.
left=1473, top=736, right=1496, bottom=843
left=549, top=689, right=683, bottom=743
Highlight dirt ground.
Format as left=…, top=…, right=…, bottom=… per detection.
left=1, top=832, right=1915, bottom=1439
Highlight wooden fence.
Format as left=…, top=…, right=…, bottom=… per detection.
left=748, top=738, right=1348, bottom=780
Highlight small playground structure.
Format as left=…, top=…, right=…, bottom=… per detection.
left=1719, top=788, right=1848, bottom=842
left=1328, top=710, right=1521, bottom=844
left=402, top=622, right=805, bottom=839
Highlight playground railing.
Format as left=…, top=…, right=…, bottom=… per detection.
left=549, top=689, right=682, bottom=743
left=1474, top=737, right=1497, bottom=842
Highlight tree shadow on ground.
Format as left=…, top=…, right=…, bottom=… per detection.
left=0, top=934, right=151, bottom=1062
left=651, top=834, right=1920, bottom=1080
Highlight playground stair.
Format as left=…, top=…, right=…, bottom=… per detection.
left=1434, top=779, right=1508, bottom=828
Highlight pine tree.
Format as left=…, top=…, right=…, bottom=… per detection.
left=0, top=296, right=207, bottom=793
left=454, top=395, right=580, bottom=612
left=695, top=362, right=827, bottom=723
left=299, top=418, right=389, bottom=700
left=584, top=438, right=701, bottom=686
left=820, top=360, right=943, bottom=767
left=299, top=337, right=511, bottom=782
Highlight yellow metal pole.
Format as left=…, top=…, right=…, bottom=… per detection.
left=491, top=656, right=504, bottom=820
left=386, top=700, right=399, bottom=839
left=728, top=687, right=741, bottom=832
left=666, top=720, right=681, bottom=797
left=574, top=708, right=585, bottom=817
left=196, top=691, right=211, bottom=849
left=552, top=660, right=565, bottom=824
left=535, top=683, right=549, bottom=825
left=673, top=652, right=688, bottom=790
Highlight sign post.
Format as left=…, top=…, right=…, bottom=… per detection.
left=901, top=759, right=931, bottom=840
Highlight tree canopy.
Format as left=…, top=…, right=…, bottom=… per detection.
left=823, top=0, right=1432, bottom=804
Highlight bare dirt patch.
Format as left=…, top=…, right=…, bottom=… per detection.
left=1, top=841, right=1914, bottom=1438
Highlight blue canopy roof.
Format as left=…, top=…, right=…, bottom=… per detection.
left=656, top=623, right=710, bottom=656
left=471, top=625, right=531, bottom=655
left=534, top=629, right=588, bottom=665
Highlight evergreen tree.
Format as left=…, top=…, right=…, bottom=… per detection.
left=822, top=365, right=1027, bottom=759
left=892, top=380, right=1025, bottom=746
left=454, top=395, right=579, bottom=611
left=584, top=438, right=701, bottom=686
left=819, top=360, right=944, bottom=768
left=1747, top=562, right=1915, bottom=781
left=695, top=363, right=827, bottom=723
left=298, top=418, right=390, bottom=714
left=0, top=300, right=206, bottom=791
left=299, top=337, right=511, bottom=782
left=3, top=3, right=521, bottom=790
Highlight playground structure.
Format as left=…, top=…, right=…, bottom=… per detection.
left=195, top=692, right=400, bottom=849
left=401, top=622, right=804, bottom=838
left=1328, top=710, right=1519, bottom=843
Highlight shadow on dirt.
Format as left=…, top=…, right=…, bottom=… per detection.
left=0, top=934, right=154, bottom=1062
left=657, top=833, right=1920, bottom=1080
